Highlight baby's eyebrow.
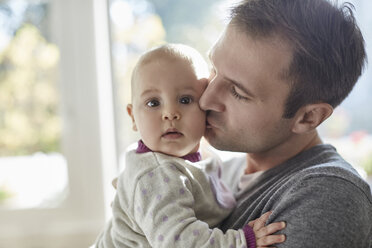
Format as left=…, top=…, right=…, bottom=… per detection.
left=182, top=86, right=198, bottom=92
left=140, top=88, right=160, bottom=97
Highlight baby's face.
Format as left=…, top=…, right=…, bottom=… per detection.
left=128, top=57, right=207, bottom=157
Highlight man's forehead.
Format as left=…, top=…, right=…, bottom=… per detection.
left=211, top=25, right=293, bottom=71
left=208, top=25, right=241, bottom=60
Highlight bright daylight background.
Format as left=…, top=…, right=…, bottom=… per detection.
left=0, top=0, right=371, bottom=247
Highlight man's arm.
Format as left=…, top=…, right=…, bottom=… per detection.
left=271, top=176, right=372, bottom=247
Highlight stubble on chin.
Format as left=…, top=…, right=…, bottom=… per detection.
left=203, top=128, right=215, bottom=143
left=205, top=128, right=248, bottom=152
left=204, top=128, right=226, bottom=151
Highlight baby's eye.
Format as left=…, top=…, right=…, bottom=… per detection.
left=146, top=99, right=160, bottom=107
left=179, top=96, right=193, bottom=105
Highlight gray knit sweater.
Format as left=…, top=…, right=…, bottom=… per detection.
left=219, top=144, right=372, bottom=248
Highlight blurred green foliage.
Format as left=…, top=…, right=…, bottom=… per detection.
left=0, top=186, right=13, bottom=203
left=362, top=152, right=372, bottom=176
left=0, top=24, right=61, bottom=157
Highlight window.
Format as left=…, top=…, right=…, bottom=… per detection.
left=0, top=0, right=66, bottom=210
left=0, top=0, right=116, bottom=246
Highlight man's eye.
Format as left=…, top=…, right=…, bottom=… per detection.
left=146, top=100, right=160, bottom=107
left=230, top=86, right=249, bottom=101
left=179, top=96, right=192, bottom=104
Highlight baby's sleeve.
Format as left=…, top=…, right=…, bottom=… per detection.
left=133, top=164, right=250, bottom=248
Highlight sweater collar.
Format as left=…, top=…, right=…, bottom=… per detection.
left=136, top=140, right=201, bottom=163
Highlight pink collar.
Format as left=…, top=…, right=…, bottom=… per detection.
left=136, top=140, right=201, bottom=163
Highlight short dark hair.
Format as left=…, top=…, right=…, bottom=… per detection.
left=230, top=0, right=367, bottom=118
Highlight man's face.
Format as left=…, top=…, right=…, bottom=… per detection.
left=199, top=25, right=296, bottom=154
left=128, top=57, right=207, bottom=157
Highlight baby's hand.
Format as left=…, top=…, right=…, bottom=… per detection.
left=112, top=177, right=118, bottom=189
left=248, top=211, right=286, bottom=248
left=110, top=177, right=118, bottom=207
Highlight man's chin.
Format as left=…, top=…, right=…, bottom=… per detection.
left=204, top=128, right=215, bottom=142
left=204, top=131, right=244, bottom=152
left=204, top=129, right=225, bottom=150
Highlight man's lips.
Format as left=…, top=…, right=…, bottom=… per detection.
left=206, top=117, right=216, bottom=129
left=206, top=120, right=212, bottom=128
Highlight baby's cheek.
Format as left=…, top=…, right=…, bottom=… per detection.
left=139, top=126, right=158, bottom=149
left=192, top=112, right=207, bottom=137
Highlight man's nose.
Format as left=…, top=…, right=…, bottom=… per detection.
left=199, top=78, right=225, bottom=112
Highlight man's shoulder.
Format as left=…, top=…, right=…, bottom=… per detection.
left=275, top=144, right=363, bottom=184
left=271, top=168, right=372, bottom=248
left=279, top=159, right=372, bottom=207
left=294, top=149, right=370, bottom=193
left=302, top=161, right=363, bottom=181
left=254, top=144, right=372, bottom=206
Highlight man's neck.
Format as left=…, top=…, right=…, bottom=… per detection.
left=244, top=130, right=323, bottom=174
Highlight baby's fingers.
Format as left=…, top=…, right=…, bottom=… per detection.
left=257, top=234, right=286, bottom=247
left=112, top=177, right=118, bottom=189
left=252, top=211, right=272, bottom=230
left=256, top=221, right=286, bottom=238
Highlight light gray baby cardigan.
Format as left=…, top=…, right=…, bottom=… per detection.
left=94, top=148, right=248, bottom=248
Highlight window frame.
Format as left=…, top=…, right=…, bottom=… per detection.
left=0, top=0, right=117, bottom=246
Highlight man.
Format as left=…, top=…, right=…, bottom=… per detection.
left=199, top=0, right=372, bottom=247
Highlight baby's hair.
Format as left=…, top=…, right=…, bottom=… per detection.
left=131, top=44, right=209, bottom=96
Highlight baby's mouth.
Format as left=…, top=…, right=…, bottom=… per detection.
left=162, top=129, right=183, bottom=139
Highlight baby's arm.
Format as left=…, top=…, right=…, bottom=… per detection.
left=132, top=165, right=285, bottom=248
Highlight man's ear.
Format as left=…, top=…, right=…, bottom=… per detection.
left=292, top=103, right=333, bottom=134
left=126, top=104, right=138, bottom=131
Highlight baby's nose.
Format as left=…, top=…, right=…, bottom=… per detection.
left=162, top=111, right=180, bottom=120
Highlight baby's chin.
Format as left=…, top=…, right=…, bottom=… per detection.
left=155, top=148, right=191, bottom=158
left=152, top=143, right=200, bottom=158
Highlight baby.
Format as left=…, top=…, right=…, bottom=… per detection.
left=94, top=44, right=286, bottom=247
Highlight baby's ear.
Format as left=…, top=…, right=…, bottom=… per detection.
left=126, top=104, right=138, bottom=131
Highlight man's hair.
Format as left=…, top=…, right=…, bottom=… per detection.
left=230, top=0, right=367, bottom=118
